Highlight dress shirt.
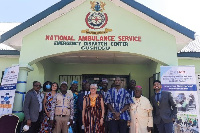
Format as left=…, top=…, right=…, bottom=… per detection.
left=35, top=90, right=44, bottom=112
left=155, top=90, right=162, bottom=102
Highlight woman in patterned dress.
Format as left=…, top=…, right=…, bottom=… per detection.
left=39, top=82, right=58, bottom=133
left=82, top=84, right=105, bottom=133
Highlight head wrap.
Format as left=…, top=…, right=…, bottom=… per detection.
left=135, top=85, right=142, bottom=89
left=71, top=80, right=78, bottom=85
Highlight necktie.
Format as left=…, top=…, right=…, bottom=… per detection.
left=157, top=93, right=160, bottom=106
left=157, top=93, right=160, bottom=102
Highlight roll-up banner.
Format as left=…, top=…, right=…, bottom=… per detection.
left=0, top=65, right=19, bottom=116
left=161, top=66, right=199, bottom=133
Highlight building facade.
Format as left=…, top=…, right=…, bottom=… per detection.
left=1, top=0, right=199, bottom=120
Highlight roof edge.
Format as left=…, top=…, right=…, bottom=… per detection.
left=0, top=50, right=20, bottom=55
left=122, top=0, right=195, bottom=40
left=0, top=0, right=74, bottom=43
left=177, top=52, right=200, bottom=58
left=0, top=0, right=195, bottom=43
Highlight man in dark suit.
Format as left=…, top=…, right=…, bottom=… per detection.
left=127, top=79, right=136, bottom=98
left=77, top=81, right=90, bottom=133
left=151, top=80, right=177, bottom=133
left=23, top=81, right=44, bottom=133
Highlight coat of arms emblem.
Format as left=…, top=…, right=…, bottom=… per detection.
left=82, top=1, right=112, bottom=34
left=86, top=1, right=107, bottom=29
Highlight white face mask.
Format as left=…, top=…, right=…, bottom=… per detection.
left=23, top=125, right=29, bottom=131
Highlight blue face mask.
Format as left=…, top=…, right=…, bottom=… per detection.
left=46, top=84, right=51, bottom=89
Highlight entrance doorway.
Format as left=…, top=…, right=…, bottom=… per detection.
left=59, top=74, right=130, bottom=90
left=82, top=74, right=130, bottom=89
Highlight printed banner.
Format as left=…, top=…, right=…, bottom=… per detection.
left=0, top=65, right=19, bottom=116
left=161, top=66, right=200, bottom=133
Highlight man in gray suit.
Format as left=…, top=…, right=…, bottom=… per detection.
left=151, top=80, right=177, bottom=133
left=24, top=81, right=44, bottom=133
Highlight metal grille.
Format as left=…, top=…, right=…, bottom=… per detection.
left=59, top=75, right=82, bottom=90
left=59, top=74, right=130, bottom=90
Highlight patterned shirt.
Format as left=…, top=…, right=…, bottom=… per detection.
left=99, top=90, right=107, bottom=99
left=128, top=89, right=135, bottom=98
left=99, top=90, right=109, bottom=121
left=34, top=90, right=44, bottom=112
left=73, top=92, right=78, bottom=121
left=105, top=88, right=134, bottom=121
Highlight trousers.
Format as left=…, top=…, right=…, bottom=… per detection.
left=53, top=115, right=70, bottom=133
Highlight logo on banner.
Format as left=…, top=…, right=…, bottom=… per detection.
left=1, top=93, right=12, bottom=106
left=0, top=65, right=19, bottom=116
left=81, top=1, right=112, bottom=34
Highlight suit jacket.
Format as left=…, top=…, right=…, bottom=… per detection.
left=77, top=92, right=85, bottom=113
left=23, top=89, right=43, bottom=122
left=77, top=91, right=85, bottom=125
left=150, top=91, right=177, bottom=124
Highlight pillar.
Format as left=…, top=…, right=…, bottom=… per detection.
left=12, top=64, right=33, bottom=121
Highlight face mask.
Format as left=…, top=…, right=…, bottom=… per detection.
left=46, top=84, right=51, bottom=89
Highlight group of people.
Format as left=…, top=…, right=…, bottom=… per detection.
left=23, top=77, right=177, bottom=133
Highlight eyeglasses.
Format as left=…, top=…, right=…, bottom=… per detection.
left=34, top=85, right=42, bottom=88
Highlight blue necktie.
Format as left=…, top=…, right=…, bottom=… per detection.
left=157, top=93, right=160, bottom=102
